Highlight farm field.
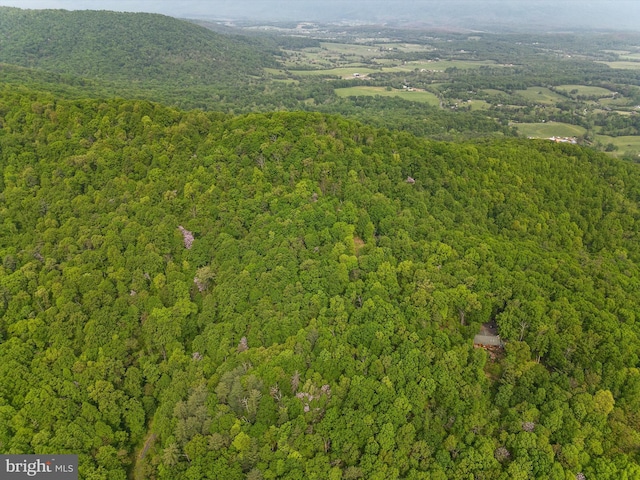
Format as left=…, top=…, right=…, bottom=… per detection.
left=335, top=86, right=440, bottom=105
left=260, top=29, right=640, bottom=155
left=319, top=42, right=381, bottom=56
left=515, top=122, right=587, bottom=138
left=408, top=59, right=498, bottom=70
left=373, top=42, right=435, bottom=53
left=315, top=42, right=433, bottom=55
left=601, top=49, right=631, bottom=54
left=618, top=52, right=640, bottom=60
left=598, top=96, right=637, bottom=107
left=515, top=87, right=567, bottom=104
left=598, top=61, right=640, bottom=70
left=555, top=85, right=615, bottom=97
left=482, top=88, right=508, bottom=96
left=287, top=59, right=498, bottom=77
left=467, top=99, right=492, bottom=110
left=292, top=67, right=381, bottom=77
left=596, top=134, right=640, bottom=157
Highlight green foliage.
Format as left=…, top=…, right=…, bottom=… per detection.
left=0, top=8, right=274, bottom=85
left=1, top=84, right=640, bottom=479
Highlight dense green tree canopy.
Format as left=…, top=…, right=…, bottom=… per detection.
left=0, top=7, right=275, bottom=84
left=1, top=83, right=640, bottom=478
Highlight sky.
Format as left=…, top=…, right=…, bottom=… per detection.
left=1, top=1, right=639, bottom=31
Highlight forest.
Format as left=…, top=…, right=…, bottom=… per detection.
left=1, top=6, right=640, bottom=480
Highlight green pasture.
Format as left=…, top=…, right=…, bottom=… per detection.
left=598, top=61, right=640, bottom=70
left=409, top=59, right=498, bottom=70
left=281, top=42, right=419, bottom=70
left=375, top=58, right=400, bottom=66
left=319, top=42, right=432, bottom=55
left=598, top=96, right=636, bottom=107
left=592, top=108, right=635, bottom=117
left=468, top=100, right=491, bottom=111
left=516, top=87, right=567, bottom=104
left=292, top=67, right=380, bottom=77
left=556, top=85, right=615, bottom=97
left=319, top=42, right=374, bottom=54
left=335, top=86, right=440, bottom=106
left=596, top=134, right=640, bottom=157
left=373, top=43, right=434, bottom=53
left=482, top=88, right=508, bottom=96
left=285, top=58, right=498, bottom=77
left=515, top=122, right=586, bottom=138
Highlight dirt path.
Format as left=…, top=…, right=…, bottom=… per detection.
left=133, top=426, right=156, bottom=480
left=139, top=432, right=157, bottom=460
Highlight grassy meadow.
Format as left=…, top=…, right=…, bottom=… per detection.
left=515, top=122, right=587, bottom=138
left=334, top=86, right=440, bottom=105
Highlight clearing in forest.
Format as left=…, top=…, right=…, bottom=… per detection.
left=334, top=86, right=440, bottom=105
left=516, top=122, right=586, bottom=139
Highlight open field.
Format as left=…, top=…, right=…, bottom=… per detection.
left=319, top=42, right=432, bottom=55
left=409, top=59, right=498, bottom=70
left=593, top=108, right=636, bottom=117
left=335, top=86, right=440, bottom=105
left=280, top=52, right=332, bottom=69
left=598, top=96, right=637, bottom=107
left=516, top=87, right=567, bottom=104
left=292, top=67, right=381, bottom=77
left=373, top=43, right=435, bottom=53
left=596, top=134, right=640, bottom=158
left=318, top=42, right=381, bottom=57
left=482, top=88, right=508, bottom=96
left=555, top=85, right=615, bottom=97
left=278, top=42, right=435, bottom=71
left=468, top=100, right=492, bottom=110
left=375, top=58, right=401, bottom=66
left=619, top=53, right=640, bottom=61
left=287, top=59, right=498, bottom=77
left=515, top=122, right=587, bottom=138
left=597, top=61, right=640, bottom=70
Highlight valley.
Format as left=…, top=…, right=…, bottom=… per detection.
left=254, top=24, right=640, bottom=157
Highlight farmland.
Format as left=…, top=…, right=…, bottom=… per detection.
left=282, top=31, right=640, bottom=156
left=232, top=25, right=640, bottom=155
left=515, top=122, right=587, bottom=139
left=334, top=86, right=440, bottom=105
left=595, top=134, right=640, bottom=158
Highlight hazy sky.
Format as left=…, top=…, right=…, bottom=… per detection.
left=1, top=1, right=639, bottom=30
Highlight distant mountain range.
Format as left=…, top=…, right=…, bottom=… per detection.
left=207, top=0, right=640, bottom=32
left=3, top=1, right=640, bottom=32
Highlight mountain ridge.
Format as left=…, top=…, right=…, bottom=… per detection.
left=0, top=7, right=275, bottom=85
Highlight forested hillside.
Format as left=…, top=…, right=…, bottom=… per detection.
left=0, top=7, right=275, bottom=86
left=1, top=84, right=640, bottom=479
